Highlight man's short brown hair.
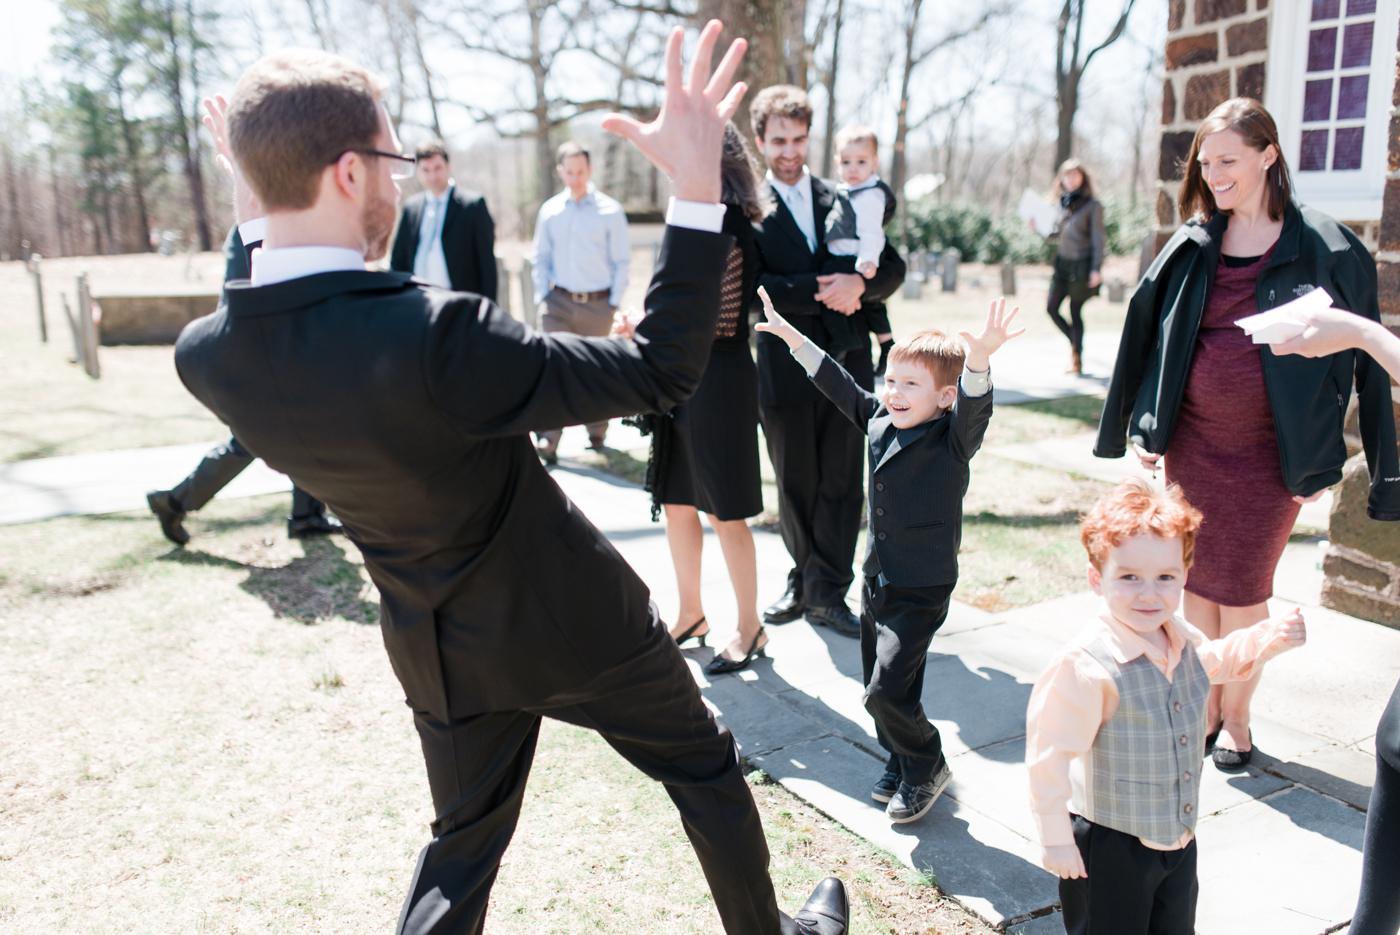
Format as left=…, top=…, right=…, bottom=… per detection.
left=556, top=141, right=590, bottom=165
left=835, top=124, right=878, bottom=155
left=750, top=85, right=812, bottom=142
left=227, top=48, right=388, bottom=212
left=887, top=329, right=964, bottom=387
left=415, top=140, right=450, bottom=162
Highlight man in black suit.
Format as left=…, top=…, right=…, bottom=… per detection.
left=184, top=29, right=847, bottom=935
left=749, top=86, right=905, bottom=637
left=146, top=221, right=340, bottom=543
left=389, top=141, right=497, bottom=301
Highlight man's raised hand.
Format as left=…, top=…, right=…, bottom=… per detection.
left=600, top=22, right=747, bottom=204
left=202, top=94, right=261, bottom=223
left=958, top=296, right=1025, bottom=373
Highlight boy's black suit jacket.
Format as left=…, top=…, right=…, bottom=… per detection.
left=752, top=175, right=905, bottom=406
left=389, top=186, right=498, bottom=301
left=811, top=353, right=993, bottom=587
left=175, top=226, right=730, bottom=721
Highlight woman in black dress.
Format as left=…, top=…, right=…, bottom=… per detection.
left=628, top=124, right=771, bottom=674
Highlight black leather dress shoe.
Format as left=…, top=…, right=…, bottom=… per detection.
left=805, top=603, right=860, bottom=637
left=763, top=585, right=804, bottom=624
left=147, top=490, right=190, bottom=546
left=780, top=876, right=848, bottom=935
left=287, top=515, right=345, bottom=538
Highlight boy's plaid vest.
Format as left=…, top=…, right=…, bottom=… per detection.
left=1080, top=635, right=1211, bottom=846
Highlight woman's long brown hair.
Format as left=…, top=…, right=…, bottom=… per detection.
left=1177, top=97, right=1293, bottom=223
left=721, top=122, right=771, bottom=222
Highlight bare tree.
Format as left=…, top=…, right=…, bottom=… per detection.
left=1054, top=0, right=1137, bottom=172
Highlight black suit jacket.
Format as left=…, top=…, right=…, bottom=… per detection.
left=811, top=353, right=993, bottom=587
left=389, top=186, right=497, bottom=301
left=175, top=226, right=730, bottom=719
left=752, top=175, right=905, bottom=406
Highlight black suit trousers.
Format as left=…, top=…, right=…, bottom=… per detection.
left=859, top=575, right=953, bottom=786
left=170, top=435, right=325, bottom=519
left=1059, top=815, right=1198, bottom=935
left=395, top=615, right=781, bottom=935
left=759, top=341, right=872, bottom=608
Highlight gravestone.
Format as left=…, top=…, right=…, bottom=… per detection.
left=91, top=286, right=221, bottom=345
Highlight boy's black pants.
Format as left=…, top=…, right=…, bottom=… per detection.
left=1060, top=815, right=1198, bottom=935
left=859, top=574, right=954, bottom=786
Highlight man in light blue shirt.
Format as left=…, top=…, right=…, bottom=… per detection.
left=530, top=141, right=631, bottom=460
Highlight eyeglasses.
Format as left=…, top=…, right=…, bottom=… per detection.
left=337, top=149, right=419, bottom=179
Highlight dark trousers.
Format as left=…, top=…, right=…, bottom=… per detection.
left=759, top=347, right=871, bottom=610
left=395, top=616, right=781, bottom=935
left=860, top=575, right=953, bottom=785
left=1046, top=288, right=1086, bottom=357
left=1351, top=678, right=1400, bottom=935
left=170, top=435, right=324, bottom=519
left=1060, top=815, right=1198, bottom=935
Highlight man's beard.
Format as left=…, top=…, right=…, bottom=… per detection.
left=361, top=175, right=397, bottom=262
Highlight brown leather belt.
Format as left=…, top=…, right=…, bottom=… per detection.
left=554, top=286, right=611, bottom=304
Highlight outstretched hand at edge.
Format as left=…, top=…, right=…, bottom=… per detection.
left=600, top=21, right=747, bottom=204
left=202, top=94, right=261, bottom=225
left=958, top=296, right=1025, bottom=373
left=753, top=286, right=804, bottom=350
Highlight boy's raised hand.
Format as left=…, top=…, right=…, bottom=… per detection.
left=958, top=296, right=1025, bottom=373
left=1041, top=844, right=1087, bottom=880
left=754, top=286, right=805, bottom=350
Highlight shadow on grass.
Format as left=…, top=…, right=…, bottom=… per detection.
left=963, top=509, right=1082, bottom=528
left=1013, top=395, right=1104, bottom=427
left=160, top=537, right=379, bottom=625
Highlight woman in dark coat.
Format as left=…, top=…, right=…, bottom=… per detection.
left=1097, top=98, right=1400, bottom=770
left=624, top=123, right=771, bottom=674
left=1047, top=158, right=1106, bottom=373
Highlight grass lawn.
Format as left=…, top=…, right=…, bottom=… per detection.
left=0, top=495, right=996, bottom=934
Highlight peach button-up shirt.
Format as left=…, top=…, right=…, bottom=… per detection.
left=1025, top=605, right=1292, bottom=850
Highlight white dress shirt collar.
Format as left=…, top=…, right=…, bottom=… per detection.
left=250, top=245, right=367, bottom=287
left=766, top=166, right=812, bottom=202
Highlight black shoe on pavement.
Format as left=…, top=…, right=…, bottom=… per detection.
left=763, top=583, right=805, bottom=624
left=780, top=876, right=848, bottom=935
left=288, top=515, right=344, bottom=539
left=147, top=490, right=190, bottom=546
left=887, top=762, right=952, bottom=824
left=870, top=769, right=901, bottom=804
left=805, top=602, right=860, bottom=637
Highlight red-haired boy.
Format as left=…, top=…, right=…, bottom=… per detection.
left=1026, top=479, right=1306, bottom=933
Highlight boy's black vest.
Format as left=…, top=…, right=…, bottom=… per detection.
left=824, top=179, right=897, bottom=242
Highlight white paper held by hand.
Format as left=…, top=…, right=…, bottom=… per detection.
left=1017, top=188, right=1059, bottom=238
left=1235, top=287, right=1333, bottom=345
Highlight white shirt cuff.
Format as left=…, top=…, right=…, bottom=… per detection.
left=961, top=364, right=991, bottom=398
left=665, top=198, right=727, bottom=233
left=238, top=217, right=268, bottom=247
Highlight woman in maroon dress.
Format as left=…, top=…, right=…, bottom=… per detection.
left=1097, top=98, right=1400, bottom=770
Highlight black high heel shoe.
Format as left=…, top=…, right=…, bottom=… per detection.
left=671, top=616, right=708, bottom=648
left=704, top=627, right=767, bottom=675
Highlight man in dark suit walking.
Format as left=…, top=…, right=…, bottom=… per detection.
left=184, top=28, right=847, bottom=935
left=749, top=86, right=905, bottom=637
left=389, top=141, right=497, bottom=301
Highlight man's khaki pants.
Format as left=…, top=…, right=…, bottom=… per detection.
left=536, top=288, right=615, bottom=449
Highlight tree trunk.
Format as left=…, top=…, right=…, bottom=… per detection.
left=112, top=73, right=152, bottom=251
left=890, top=0, right=923, bottom=248
left=185, top=0, right=212, bottom=249
left=820, top=0, right=844, bottom=179
left=163, top=1, right=212, bottom=251
left=694, top=0, right=790, bottom=147
left=407, top=1, right=444, bottom=140
left=530, top=0, right=554, bottom=229
left=49, top=146, right=66, bottom=256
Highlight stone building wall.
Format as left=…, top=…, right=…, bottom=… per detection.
left=1157, top=0, right=1400, bottom=626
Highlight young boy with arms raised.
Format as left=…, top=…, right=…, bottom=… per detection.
left=820, top=125, right=899, bottom=374
left=1027, top=479, right=1307, bottom=933
left=758, top=288, right=1022, bottom=822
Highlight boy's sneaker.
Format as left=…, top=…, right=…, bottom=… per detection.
left=886, top=762, right=952, bottom=823
left=870, top=769, right=901, bottom=804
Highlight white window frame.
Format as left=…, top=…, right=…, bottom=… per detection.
left=1266, top=0, right=1400, bottom=221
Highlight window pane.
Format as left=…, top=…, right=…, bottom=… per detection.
left=1342, top=21, right=1374, bottom=67
left=1313, top=0, right=1342, bottom=18
left=1347, top=0, right=1377, bottom=14
left=1304, top=79, right=1334, bottom=121
left=1334, top=126, right=1365, bottom=169
left=1309, top=27, right=1339, bottom=71
left=1338, top=74, right=1369, bottom=119
left=1301, top=129, right=1331, bottom=170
